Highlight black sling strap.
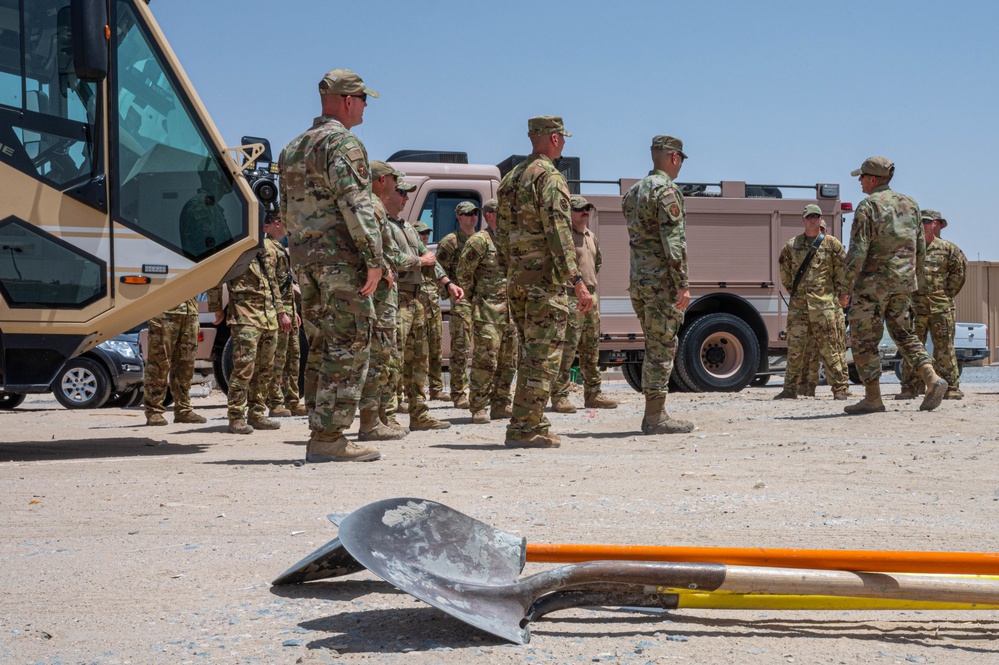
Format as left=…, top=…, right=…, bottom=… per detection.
left=789, top=232, right=825, bottom=298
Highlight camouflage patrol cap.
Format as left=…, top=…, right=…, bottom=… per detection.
left=319, top=69, right=379, bottom=98
left=413, top=221, right=431, bottom=234
left=482, top=198, right=498, bottom=213
left=651, top=135, right=688, bottom=159
left=369, top=160, right=396, bottom=180
left=396, top=180, right=416, bottom=192
left=850, top=156, right=894, bottom=178
left=455, top=201, right=481, bottom=216
left=921, top=209, right=948, bottom=228
left=570, top=195, right=594, bottom=211
left=528, top=116, right=572, bottom=137
left=803, top=204, right=823, bottom=217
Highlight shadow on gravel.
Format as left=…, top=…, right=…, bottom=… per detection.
left=300, top=606, right=506, bottom=653
left=0, top=438, right=209, bottom=462
left=430, top=443, right=509, bottom=451
left=271, top=578, right=401, bottom=602
left=776, top=412, right=856, bottom=421
left=562, top=431, right=644, bottom=439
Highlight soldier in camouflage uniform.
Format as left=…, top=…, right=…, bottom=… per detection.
left=774, top=205, right=851, bottom=400
left=897, top=209, right=967, bottom=400
left=415, top=221, right=449, bottom=401
left=207, top=236, right=291, bottom=434
left=386, top=182, right=463, bottom=430
left=435, top=201, right=479, bottom=409
left=143, top=297, right=207, bottom=426
left=843, top=156, right=947, bottom=414
left=551, top=195, right=618, bottom=413
left=496, top=116, right=592, bottom=448
left=457, top=197, right=517, bottom=424
left=357, top=160, right=409, bottom=441
left=263, top=213, right=308, bottom=418
left=278, top=69, right=384, bottom=462
left=622, top=135, right=695, bottom=435
left=179, top=157, right=232, bottom=260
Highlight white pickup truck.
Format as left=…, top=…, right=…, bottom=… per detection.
left=889, top=322, right=990, bottom=380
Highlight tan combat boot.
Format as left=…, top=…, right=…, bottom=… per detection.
left=944, top=387, right=964, bottom=400
left=893, top=386, right=918, bottom=400
left=248, top=415, right=281, bottom=430
left=174, top=410, right=207, bottom=424
left=306, top=432, right=381, bottom=463
left=471, top=410, right=490, bottom=424
left=918, top=363, right=948, bottom=411
left=269, top=406, right=293, bottom=417
left=844, top=381, right=886, bottom=414
left=286, top=402, right=308, bottom=416
left=504, top=431, right=561, bottom=448
left=453, top=394, right=470, bottom=410
left=640, top=396, right=695, bottom=434
left=550, top=395, right=577, bottom=413
left=490, top=403, right=513, bottom=419
left=584, top=393, right=618, bottom=409
left=410, top=412, right=452, bottom=430
left=228, top=419, right=254, bottom=434
left=146, top=413, right=168, bottom=426
left=831, top=387, right=851, bottom=401
left=772, top=388, right=797, bottom=400
left=429, top=390, right=451, bottom=402
left=358, top=409, right=405, bottom=441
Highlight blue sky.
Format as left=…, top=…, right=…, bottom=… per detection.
left=152, top=0, right=998, bottom=259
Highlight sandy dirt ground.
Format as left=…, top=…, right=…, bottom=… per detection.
left=3, top=372, right=999, bottom=665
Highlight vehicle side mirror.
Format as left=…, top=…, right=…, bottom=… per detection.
left=71, top=0, right=108, bottom=82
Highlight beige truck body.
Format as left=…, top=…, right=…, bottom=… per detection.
left=396, top=159, right=844, bottom=392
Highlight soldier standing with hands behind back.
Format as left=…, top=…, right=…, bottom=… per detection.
left=436, top=201, right=479, bottom=410
left=496, top=116, right=591, bottom=449
left=622, top=135, right=695, bottom=435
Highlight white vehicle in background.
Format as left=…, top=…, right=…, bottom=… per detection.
left=890, top=322, right=989, bottom=380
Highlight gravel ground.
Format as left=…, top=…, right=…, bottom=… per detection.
left=2, top=367, right=999, bottom=664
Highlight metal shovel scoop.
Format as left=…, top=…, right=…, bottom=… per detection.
left=336, top=497, right=999, bottom=644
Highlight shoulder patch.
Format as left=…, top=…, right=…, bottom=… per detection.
left=560, top=196, right=570, bottom=212
left=668, top=203, right=681, bottom=218
left=356, top=162, right=369, bottom=180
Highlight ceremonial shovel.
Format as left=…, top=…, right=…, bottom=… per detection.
left=329, top=497, right=999, bottom=644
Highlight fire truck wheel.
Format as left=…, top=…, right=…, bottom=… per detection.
left=675, top=313, right=760, bottom=392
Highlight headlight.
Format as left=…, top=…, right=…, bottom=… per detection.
left=100, top=339, right=137, bottom=359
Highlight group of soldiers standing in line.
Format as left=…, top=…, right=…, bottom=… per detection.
left=141, top=67, right=968, bottom=462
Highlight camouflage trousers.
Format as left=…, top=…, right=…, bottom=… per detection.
left=396, top=288, right=431, bottom=420
left=900, top=304, right=959, bottom=391
left=554, top=292, right=602, bottom=400
left=422, top=288, right=446, bottom=394
left=227, top=324, right=277, bottom=422
left=448, top=300, right=471, bottom=398
left=268, top=316, right=303, bottom=409
left=143, top=307, right=199, bottom=417
left=468, top=305, right=517, bottom=413
left=360, top=296, right=399, bottom=415
left=508, top=284, right=568, bottom=438
left=630, top=284, right=684, bottom=400
left=784, top=305, right=849, bottom=392
left=849, top=291, right=932, bottom=385
left=299, top=263, right=373, bottom=436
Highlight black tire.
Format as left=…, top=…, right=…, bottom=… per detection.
left=848, top=364, right=862, bottom=384
left=126, top=388, right=145, bottom=407
left=674, top=313, right=760, bottom=392
left=621, top=362, right=643, bottom=392
left=52, top=357, right=112, bottom=409
left=214, top=336, right=235, bottom=395
left=750, top=374, right=770, bottom=387
left=893, top=361, right=903, bottom=382
left=0, top=392, right=26, bottom=409
left=669, top=367, right=694, bottom=393
left=104, top=388, right=138, bottom=408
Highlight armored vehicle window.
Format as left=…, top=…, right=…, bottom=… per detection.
left=0, top=0, right=97, bottom=188
left=111, top=0, right=247, bottom=261
left=417, top=190, right=481, bottom=240
left=0, top=216, right=106, bottom=308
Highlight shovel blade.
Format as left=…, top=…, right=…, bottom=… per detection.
left=271, top=536, right=366, bottom=585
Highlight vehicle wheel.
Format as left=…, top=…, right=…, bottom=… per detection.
left=104, top=388, right=140, bottom=408
left=674, top=313, right=760, bottom=392
left=669, top=367, right=694, bottom=393
left=126, top=388, right=145, bottom=407
left=213, top=336, right=235, bottom=395
left=0, top=392, right=26, bottom=409
left=52, top=357, right=112, bottom=409
left=957, top=361, right=964, bottom=377
left=750, top=374, right=770, bottom=387
left=817, top=363, right=828, bottom=386
left=621, top=362, right=642, bottom=392
left=893, top=361, right=903, bottom=382
left=848, top=364, right=862, bottom=384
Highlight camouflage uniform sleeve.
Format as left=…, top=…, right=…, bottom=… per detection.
left=844, top=200, right=873, bottom=292
left=206, top=284, right=224, bottom=313
left=594, top=234, right=602, bottom=275
left=946, top=242, right=968, bottom=299
left=657, top=183, right=689, bottom=289
left=831, top=236, right=849, bottom=297
left=267, top=244, right=287, bottom=317
left=381, top=223, right=403, bottom=273
left=495, top=181, right=512, bottom=271
left=329, top=137, right=382, bottom=269
left=436, top=235, right=457, bottom=282
left=456, top=236, right=483, bottom=298
left=778, top=239, right=795, bottom=292
left=538, top=169, right=580, bottom=284
left=420, top=237, right=446, bottom=281
left=914, top=213, right=926, bottom=292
